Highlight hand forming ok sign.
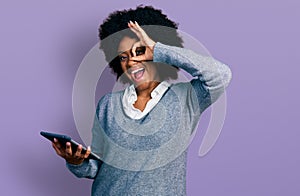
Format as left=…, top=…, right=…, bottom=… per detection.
left=127, top=21, right=156, bottom=62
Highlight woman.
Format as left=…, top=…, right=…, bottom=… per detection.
left=52, top=5, right=232, bottom=196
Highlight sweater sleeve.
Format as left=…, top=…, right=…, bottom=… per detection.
left=66, top=93, right=113, bottom=179
left=153, top=42, right=232, bottom=112
left=66, top=159, right=101, bottom=179
left=66, top=102, right=105, bottom=179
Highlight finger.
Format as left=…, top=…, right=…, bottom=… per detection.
left=129, top=21, right=153, bottom=49
left=128, top=21, right=144, bottom=39
left=131, top=41, right=142, bottom=57
left=65, top=142, right=72, bottom=156
left=127, top=21, right=135, bottom=30
left=74, top=144, right=83, bottom=157
left=52, top=142, right=63, bottom=156
left=53, top=138, right=61, bottom=149
left=128, top=21, right=137, bottom=28
left=132, top=21, right=141, bottom=32
left=84, top=146, right=91, bottom=159
left=130, top=20, right=138, bottom=30
left=134, top=21, right=149, bottom=40
left=128, top=21, right=139, bottom=37
left=131, top=55, right=145, bottom=62
left=134, top=21, right=156, bottom=49
left=134, top=21, right=145, bottom=34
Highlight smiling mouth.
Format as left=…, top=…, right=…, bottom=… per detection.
left=130, top=67, right=145, bottom=82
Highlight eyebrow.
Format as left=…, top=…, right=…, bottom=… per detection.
left=117, top=51, right=126, bottom=55
left=118, top=42, right=137, bottom=55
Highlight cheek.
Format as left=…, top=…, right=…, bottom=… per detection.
left=120, top=64, right=131, bottom=78
left=147, top=64, right=158, bottom=76
left=120, top=63, right=127, bottom=73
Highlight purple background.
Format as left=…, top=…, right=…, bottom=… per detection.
left=1, top=0, right=299, bottom=195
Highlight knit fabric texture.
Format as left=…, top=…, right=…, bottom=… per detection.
left=67, top=42, right=232, bottom=196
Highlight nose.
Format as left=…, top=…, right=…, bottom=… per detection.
left=127, top=55, right=139, bottom=67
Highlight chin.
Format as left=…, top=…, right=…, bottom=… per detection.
left=134, top=80, right=159, bottom=91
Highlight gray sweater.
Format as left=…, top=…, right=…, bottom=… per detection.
left=67, top=42, right=232, bottom=196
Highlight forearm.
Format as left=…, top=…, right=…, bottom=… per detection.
left=153, top=42, right=232, bottom=102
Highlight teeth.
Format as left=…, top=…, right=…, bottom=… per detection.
left=131, top=68, right=144, bottom=74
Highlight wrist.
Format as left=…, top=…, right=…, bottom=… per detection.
left=66, top=158, right=84, bottom=165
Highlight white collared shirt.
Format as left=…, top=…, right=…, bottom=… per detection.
left=122, top=81, right=171, bottom=119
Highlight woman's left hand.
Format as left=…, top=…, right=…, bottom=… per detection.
left=128, top=21, right=156, bottom=61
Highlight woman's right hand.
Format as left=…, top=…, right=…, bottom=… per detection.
left=52, top=138, right=91, bottom=165
left=128, top=21, right=156, bottom=61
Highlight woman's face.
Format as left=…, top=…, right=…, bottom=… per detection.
left=117, top=36, right=160, bottom=91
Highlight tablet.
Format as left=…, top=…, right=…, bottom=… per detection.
left=40, top=130, right=101, bottom=161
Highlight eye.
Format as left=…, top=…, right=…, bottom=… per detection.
left=135, top=46, right=145, bottom=56
left=119, top=55, right=128, bottom=62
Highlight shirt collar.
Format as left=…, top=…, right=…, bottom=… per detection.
left=124, top=81, right=170, bottom=103
left=150, top=81, right=170, bottom=98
